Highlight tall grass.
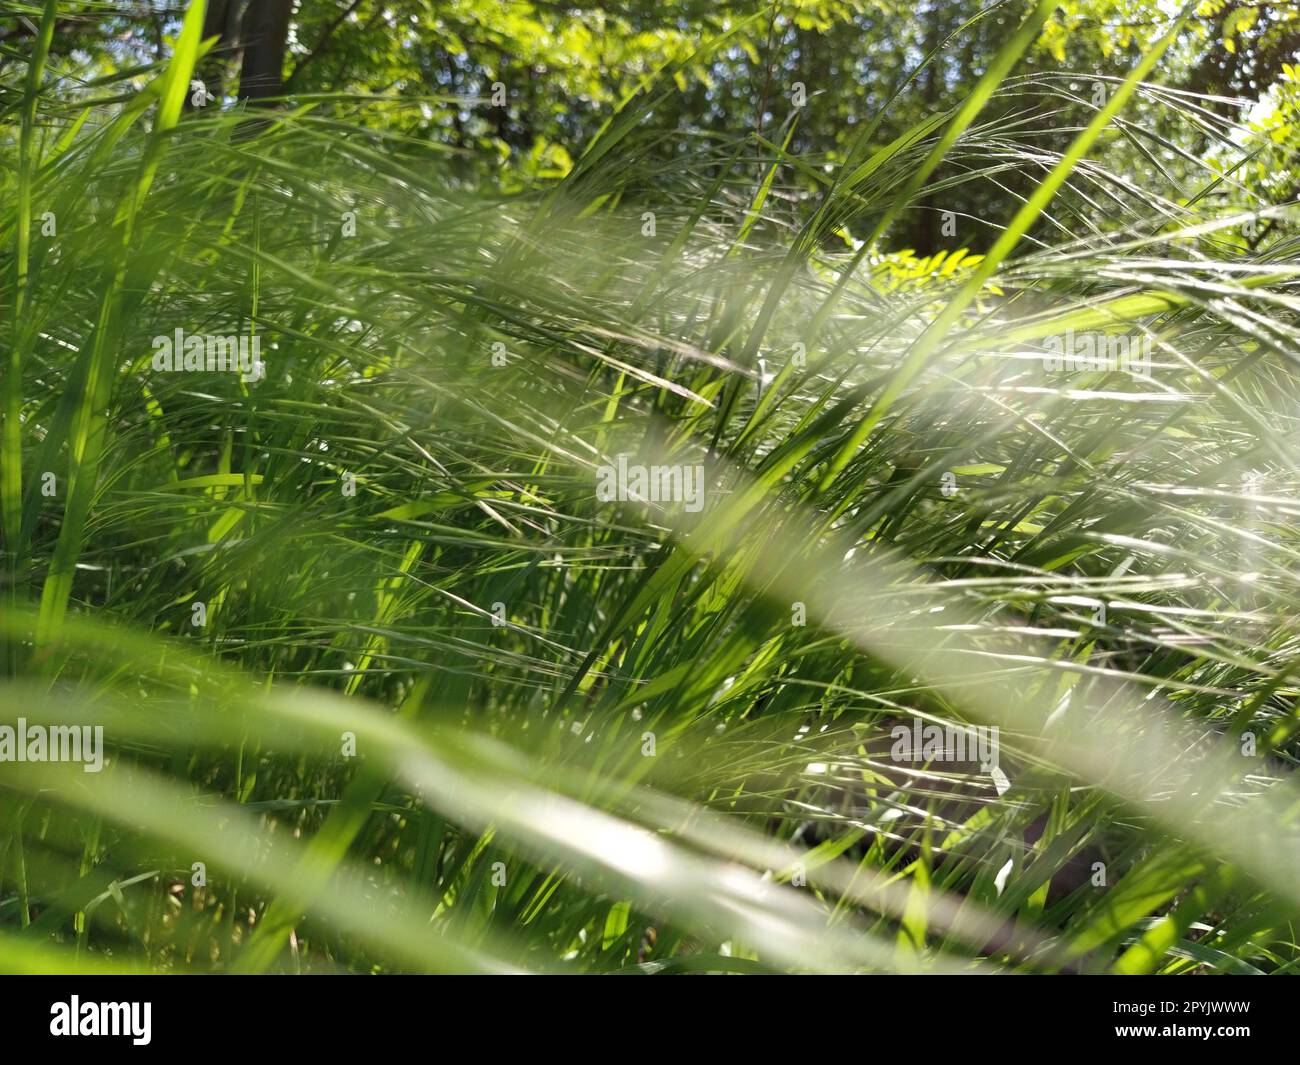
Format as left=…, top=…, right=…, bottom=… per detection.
left=2, top=1, right=1299, bottom=973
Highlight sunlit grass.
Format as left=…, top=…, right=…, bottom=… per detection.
left=2, top=0, right=1299, bottom=973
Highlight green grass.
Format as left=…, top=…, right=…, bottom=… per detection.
left=2, top=1, right=1300, bottom=973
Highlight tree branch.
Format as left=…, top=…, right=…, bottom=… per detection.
left=283, top=0, right=366, bottom=90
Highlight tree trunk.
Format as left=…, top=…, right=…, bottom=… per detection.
left=238, top=0, right=293, bottom=104
left=187, top=0, right=240, bottom=108
left=201, top=0, right=233, bottom=45
left=912, top=1, right=947, bottom=256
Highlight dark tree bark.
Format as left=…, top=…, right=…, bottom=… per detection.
left=238, top=0, right=294, bottom=104
left=187, top=0, right=241, bottom=109
left=912, top=1, right=949, bottom=257
left=201, top=0, right=234, bottom=44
